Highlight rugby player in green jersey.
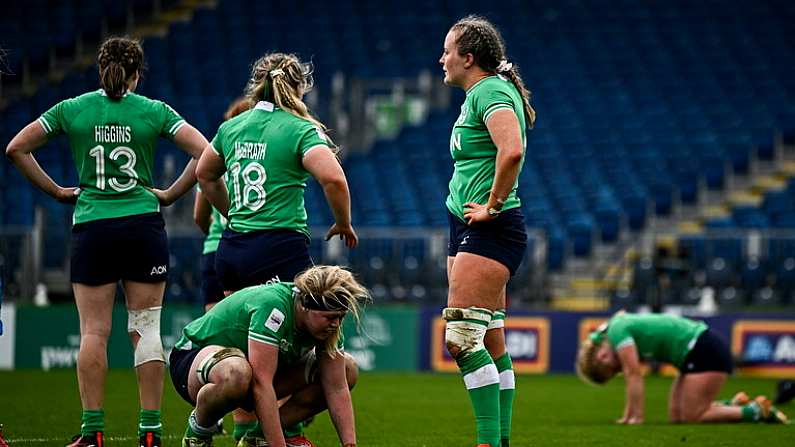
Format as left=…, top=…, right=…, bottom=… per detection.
left=194, top=98, right=251, bottom=312
left=196, top=52, right=357, bottom=298
left=169, top=266, right=368, bottom=447
left=6, top=37, right=209, bottom=447
left=196, top=54, right=356, bottom=445
left=193, top=97, right=251, bottom=438
left=438, top=16, right=536, bottom=447
left=578, top=311, right=789, bottom=424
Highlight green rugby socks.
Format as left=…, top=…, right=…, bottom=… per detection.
left=494, top=352, right=515, bottom=446
left=80, top=409, right=104, bottom=436
left=233, top=421, right=259, bottom=441
left=138, top=409, right=162, bottom=436
left=458, top=349, right=501, bottom=447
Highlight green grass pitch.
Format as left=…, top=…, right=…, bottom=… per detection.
left=0, top=370, right=792, bottom=446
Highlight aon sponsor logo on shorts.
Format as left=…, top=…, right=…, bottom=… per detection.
left=150, top=265, right=167, bottom=275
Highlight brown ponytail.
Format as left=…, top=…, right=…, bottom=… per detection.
left=502, top=65, right=536, bottom=128
left=97, top=37, right=144, bottom=100
left=451, top=15, right=536, bottom=128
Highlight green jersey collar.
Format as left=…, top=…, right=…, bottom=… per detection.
left=465, top=75, right=495, bottom=96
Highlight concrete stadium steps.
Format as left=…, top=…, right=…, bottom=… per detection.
left=553, top=141, right=795, bottom=310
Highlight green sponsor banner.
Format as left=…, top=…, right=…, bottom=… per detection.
left=14, top=304, right=201, bottom=370
left=343, top=306, right=418, bottom=371
left=14, top=304, right=419, bottom=371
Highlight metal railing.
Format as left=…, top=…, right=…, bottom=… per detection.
left=0, top=208, right=42, bottom=302
left=603, top=229, right=795, bottom=310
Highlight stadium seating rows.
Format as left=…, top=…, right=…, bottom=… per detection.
left=2, top=0, right=795, bottom=300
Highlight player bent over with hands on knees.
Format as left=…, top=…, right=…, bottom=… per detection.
left=576, top=311, right=789, bottom=425
left=169, top=265, right=369, bottom=447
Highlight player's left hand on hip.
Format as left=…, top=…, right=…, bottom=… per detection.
left=463, top=202, right=495, bottom=225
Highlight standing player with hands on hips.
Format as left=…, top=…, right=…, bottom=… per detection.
left=5, top=37, right=209, bottom=447
left=439, top=15, right=536, bottom=447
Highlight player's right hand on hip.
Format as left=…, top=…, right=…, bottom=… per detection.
left=56, top=186, right=80, bottom=204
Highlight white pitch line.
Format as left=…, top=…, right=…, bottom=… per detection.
left=7, top=434, right=184, bottom=444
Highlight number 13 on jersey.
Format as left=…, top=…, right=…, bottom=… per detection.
left=89, top=144, right=139, bottom=192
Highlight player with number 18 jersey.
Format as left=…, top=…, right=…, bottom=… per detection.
left=198, top=52, right=356, bottom=300
left=209, top=100, right=330, bottom=291
left=210, top=101, right=327, bottom=236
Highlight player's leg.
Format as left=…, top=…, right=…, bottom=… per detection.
left=277, top=352, right=358, bottom=424
left=70, top=282, right=116, bottom=444
left=181, top=346, right=252, bottom=443
left=215, top=238, right=258, bottom=442
left=775, top=380, right=795, bottom=405
left=668, top=374, right=684, bottom=422
left=117, top=213, right=171, bottom=445
left=447, top=252, right=508, bottom=447
left=235, top=351, right=358, bottom=447
left=485, top=292, right=514, bottom=447
left=673, top=327, right=778, bottom=423
left=67, top=216, right=121, bottom=445
left=684, top=374, right=784, bottom=424
left=123, top=280, right=167, bottom=444
left=237, top=352, right=358, bottom=447
left=677, top=372, right=744, bottom=422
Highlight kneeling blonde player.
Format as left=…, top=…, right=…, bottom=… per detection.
left=577, top=311, right=789, bottom=424
left=169, top=266, right=369, bottom=447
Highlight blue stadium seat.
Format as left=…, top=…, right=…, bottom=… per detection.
left=3, top=0, right=795, bottom=279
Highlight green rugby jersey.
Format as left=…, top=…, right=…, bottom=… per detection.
left=606, top=313, right=707, bottom=368
left=174, top=282, right=340, bottom=365
left=38, top=89, right=186, bottom=224
left=197, top=184, right=227, bottom=255
left=211, top=101, right=330, bottom=236
left=446, top=75, right=527, bottom=220
left=203, top=205, right=226, bottom=255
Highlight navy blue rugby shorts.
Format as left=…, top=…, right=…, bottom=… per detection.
left=447, top=207, right=528, bottom=276
left=680, top=328, right=734, bottom=374
left=71, top=212, right=169, bottom=285
left=215, top=228, right=313, bottom=291
left=200, top=251, right=225, bottom=306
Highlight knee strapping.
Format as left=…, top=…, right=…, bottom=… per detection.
left=128, top=306, right=165, bottom=366
left=488, top=309, right=506, bottom=330
left=442, top=307, right=493, bottom=358
left=195, top=347, right=246, bottom=385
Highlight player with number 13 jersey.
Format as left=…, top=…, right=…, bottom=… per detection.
left=6, top=37, right=209, bottom=447
left=39, top=85, right=187, bottom=224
